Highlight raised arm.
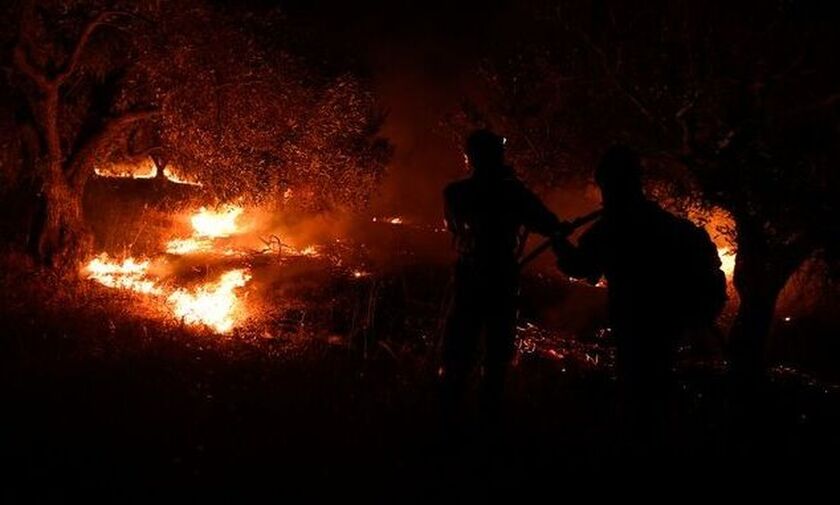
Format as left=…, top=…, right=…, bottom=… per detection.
left=516, top=182, right=562, bottom=237
left=553, top=226, right=604, bottom=284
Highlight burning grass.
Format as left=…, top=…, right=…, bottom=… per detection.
left=84, top=205, right=262, bottom=333
left=81, top=202, right=375, bottom=335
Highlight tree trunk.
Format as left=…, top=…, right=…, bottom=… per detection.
left=728, top=223, right=808, bottom=385
left=729, top=276, right=784, bottom=384
left=31, top=172, right=92, bottom=271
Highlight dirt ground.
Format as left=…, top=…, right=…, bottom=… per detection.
left=2, top=257, right=839, bottom=501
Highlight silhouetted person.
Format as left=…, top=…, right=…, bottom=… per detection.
left=442, top=129, right=562, bottom=429
left=553, top=145, right=725, bottom=449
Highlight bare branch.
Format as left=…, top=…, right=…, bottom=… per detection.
left=12, top=43, right=51, bottom=90
left=54, top=11, right=129, bottom=85
left=789, top=93, right=840, bottom=117
left=572, top=26, right=665, bottom=132
left=675, top=93, right=699, bottom=155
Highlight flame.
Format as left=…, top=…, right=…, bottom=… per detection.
left=296, top=245, right=320, bottom=257
left=166, top=205, right=245, bottom=255
left=85, top=255, right=162, bottom=295
left=190, top=205, right=244, bottom=238
left=167, top=269, right=252, bottom=333
left=688, top=207, right=736, bottom=282
left=165, top=237, right=213, bottom=255
left=85, top=255, right=252, bottom=333
left=83, top=203, right=338, bottom=334
left=94, top=158, right=157, bottom=179
left=717, top=246, right=736, bottom=280
left=163, top=166, right=203, bottom=186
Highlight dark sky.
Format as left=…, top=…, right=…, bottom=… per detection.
left=272, top=0, right=531, bottom=219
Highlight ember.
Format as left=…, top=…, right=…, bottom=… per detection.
left=372, top=216, right=404, bottom=225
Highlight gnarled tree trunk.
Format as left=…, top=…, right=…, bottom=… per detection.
left=13, top=9, right=156, bottom=272
left=729, top=219, right=811, bottom=385
left=30, top=172, right=92, bottom=269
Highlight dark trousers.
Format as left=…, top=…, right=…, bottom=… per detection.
left=441, top=263, right=518, bottom=422
left=615, top=326, right=676, bottom=452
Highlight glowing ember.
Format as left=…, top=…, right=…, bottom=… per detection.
left=85, top=254, right=162, bottom=295
left=167, top=269, right=252, bottom=333
left=372, top=216, right=404, bottom=225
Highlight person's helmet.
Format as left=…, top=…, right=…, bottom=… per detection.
left=465, top=129, right=505, bottom=169
left=594, top=144, right=643, bottom=199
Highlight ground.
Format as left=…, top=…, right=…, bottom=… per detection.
left=2, top=253, right=839, bottom=501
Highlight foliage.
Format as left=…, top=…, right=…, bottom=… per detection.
left=4, top=0, right=392, bottom=219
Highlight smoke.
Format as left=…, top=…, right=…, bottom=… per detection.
left=270, top=1, right=543, bottom=221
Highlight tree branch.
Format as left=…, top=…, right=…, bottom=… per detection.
left=67, top=109, right=159, bottom=189
left=13, top=43, right=51, bottom=90
left=675, top=93, right=699, bottom=156
left=55, top=11, right=129, bottom=85
left=573, top=27, right=665, bottom=132
left=789, top=93, right=840, bottom=117
left=12, top=0, right=49, bottom=90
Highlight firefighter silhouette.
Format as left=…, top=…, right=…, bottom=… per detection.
left=553, top=145, right=726, bottom=444
left=441, top=129, right=563, bottom=423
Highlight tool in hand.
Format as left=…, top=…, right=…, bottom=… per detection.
left=518, top=209, right=603, bottom=268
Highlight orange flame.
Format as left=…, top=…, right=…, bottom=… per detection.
left=165, top=238, right=213, bottom=255
left=85, top=254, right=162, bottom=295
left=717, top=247, right=736, bottom=280
left=84, top=255, right=252, bottom=334
left=163, top=166, right=203, bottom=186
left=190, top=205, right=244, bottom=238
left=84, top=203, right=344, bottom=333
left=94, top=158, right=157, bottom=179
left=294, top=245, right=320, bottom=257
left=167, top=269, right=252, bottom=333
left=166, top=205, right=245, bottom=255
